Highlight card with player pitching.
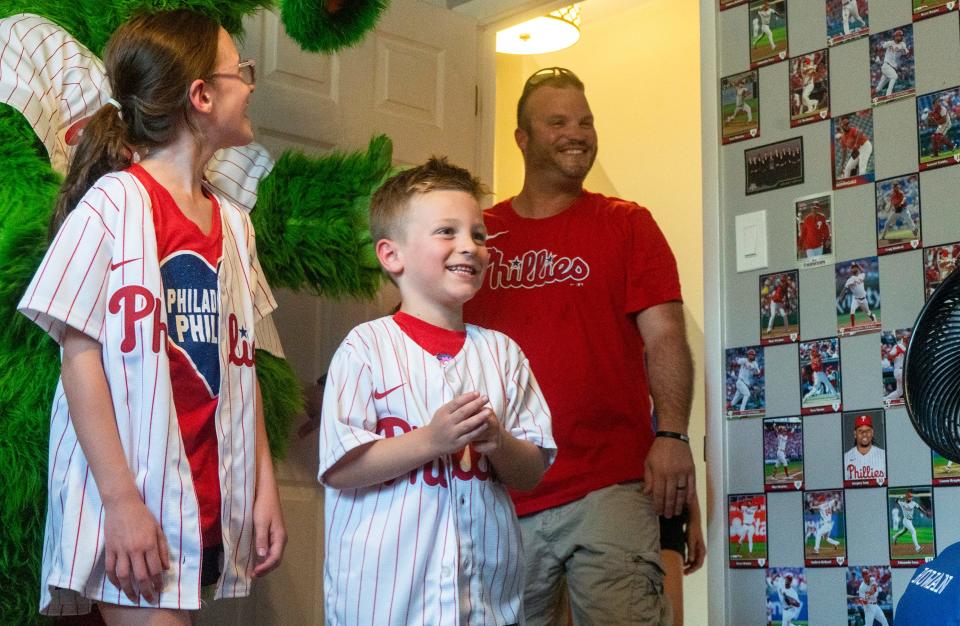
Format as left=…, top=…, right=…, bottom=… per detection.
left=836, top=257, right=881, bottom=337
left=913, top=0, right=958, bottom=21
left=763, top=417, right=804, bottom=492
left=789, top=49, right=830, bottom=127
left=846, top=565, right=894, bottom=626
left=760, top=270, right=799, bottom=345
left=917, top=86, right=960, bottom=171
left=832, top=109, right=875, bottom=189
left=726, top=346, right=766, bottom=418
left=881, top=329, right=911, bottom=407
left=888, top=486, right=936, bottom=567
left=729, top=493, right=768, bottom=568
left=827, top=0, right=869, bottom=46
left=875, top=174, right=921, bottom=255
left=749, top=0, right=789, bottom=69
left=870, top=25, right=915, bottom=106
left=932, top=450, right=960, bottom=486
left=804, top=488, right=847, bottom=567
left=795, top=192, right=834, bottom=269
left=721, top=70, right=760, bottom=144
left=799, top=337, right=842, bottom=415
left=746, top=137, right=805, bottom=195
left=923, top=242, right=960, bottom=300
left=766, top=567, right=808, bottom=626
left=841, top=410, right=887, bottom=488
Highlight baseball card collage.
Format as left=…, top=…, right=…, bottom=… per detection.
left=720, top=1, right=960, bottom=624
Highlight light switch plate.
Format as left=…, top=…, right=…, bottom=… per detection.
left=735, top=210, right=768, bottom=273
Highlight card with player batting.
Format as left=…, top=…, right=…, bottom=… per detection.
left=721, top=70, right=760, bottom=144
left=803, top=488, right=847, bottom=567
left=917, top=86, right=960, bottom=171
left=766, top=567, right=808, bottom=626
left=832, top=109, right=875, bottom=189
left=826, top=0, right=869, bottom=46
left=789, top=49, right=830, bottom=127
left=726, top=345, right=766, bottom=418
left=795, top=192, right=834, bottom=269
left=932, top=450, right=960, bottom=486
left=749, top=0, right=789, bottom=68
left=870, top=25, right=915, bottom=106
left=888, top=486, right=936, bottom=567
left=836, top=257, right=881, bottom=337
left=763, top=417, right=804, bottom=492
left=923, top=242, right=960, bottom=300
left=841, top=409, right=886, bottom=488
left=729, top=493, right=768, bottom=568
left=913, top=0, right=958, bottom=21
left=875, top=174, right=921, bottom=255
left=760, top=270, right=799, bottom=345
left=881, top=329, right=911, bottom=407
left=799, top=337, right=842, bottom=415
left=846, top=565, right=894, bottom=626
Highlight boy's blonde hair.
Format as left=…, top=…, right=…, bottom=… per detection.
left=370, top=156, right=487, bottom=243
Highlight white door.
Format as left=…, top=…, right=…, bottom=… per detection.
left=197, top=2, right=481, bottom=624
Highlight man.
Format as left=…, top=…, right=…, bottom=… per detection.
left=844, top=414, right=886, bottom=484
left=894, top=491, right=930, bottom=553
left=836, top=115, right=873, bottom=179
left=875, top=29, right=909, bottom=99
left=811, top=495, right=841, bottom=554
left=753, top=1, right=780, bottom=51
left=884, top=332, right=909, bottom=403
left=773, top=424, right=791, bottom=479
left=736, top=501, right=759, bottom=554
left=798, top=204, right=830, bottom=258
left=726, top=78, right=753, bottom=124
left=859, top=571, right=891, bottom=626
left=776, top=574, right=803, bottom=626
left=764, top=279, right=790, bottom=334
left=465, top=67, right=695, bottom=625
left=838, top=262, right=878, bottom=328
left=731, top=348, right=761, bottom=411
left=803, top=345, right=837, bottom=402
left=923, top=96, right=955, bottom=157
left=842, top=0, right=866, bottom=35
left=879, top=182, right=918, bottom=241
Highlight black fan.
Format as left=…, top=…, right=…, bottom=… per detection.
left=905, top=266, right=960, bottom=463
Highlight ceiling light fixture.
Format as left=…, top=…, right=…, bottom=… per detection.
left=496, top=4, right=582, bottom=56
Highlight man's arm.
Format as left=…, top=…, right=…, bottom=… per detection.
left=636, top=301, right=695, bottom=518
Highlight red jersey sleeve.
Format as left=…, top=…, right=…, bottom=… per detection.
left=624, top=205, right=682, bottom=314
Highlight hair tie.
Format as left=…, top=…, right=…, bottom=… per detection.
left=106, top=97, right=122, bottom=112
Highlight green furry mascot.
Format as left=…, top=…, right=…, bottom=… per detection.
left=0, top=1, right=390, bottom=622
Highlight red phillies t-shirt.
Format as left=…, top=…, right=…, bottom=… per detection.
left=130, top=164, right=223, bottom=548
left=464, top=191, right=682, bottom=516
left=800, top=212, right=829, bottom=249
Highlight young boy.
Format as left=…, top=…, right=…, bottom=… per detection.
left=318, top=157, right=556, bottom=625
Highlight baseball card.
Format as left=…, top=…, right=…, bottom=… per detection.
left=726, top=345, right=766, bottom=418
left=832, top=109, right=875, bottom=189
left=870, top=25, right=915, bottom=106
left=746, top=137, right=804, bottom=195
left=913, top=0, right=958, bottom=21
left=836, top=257, right=881, bottom=337
left=760, top=270, right=800, bottom=345
left=721, top=0, right=749, bottom=9
left=799, top=337, right=842, bottom=415
left=932, top=450, right=960, bottom=486
left=827, top=0, right=869, bottom=46
left=729, top=493, right=768, bottom=568
left=795, top=192, right=834, bottom=269
left=803, top=488, right=847, bottom=567
left=749, top=0, right=789, bottom=69
left=766, top=568, right=808, bottom=626
left=917, top=86, right=960, bottom=171
left=842, top=409, right=887, bottom=488
left=923, top=242, right=960, bottom=299
left=846, top=565, right=894, bottom=626
left=875, top=174, right=921, bottom=255
left=721, top=70, right=760, bottom=144
left=763, top=416, right=804, bottom=492
left=888, top=486, right=936, bottom=567
left=790, top=50, right=830, bottom=128
left=881, top=329, right=911, bottom=407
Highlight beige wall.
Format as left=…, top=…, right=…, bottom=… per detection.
left=493, top=0, right=706, bottom=622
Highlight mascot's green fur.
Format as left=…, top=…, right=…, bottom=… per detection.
left=0, top=1, right=390, bottom=622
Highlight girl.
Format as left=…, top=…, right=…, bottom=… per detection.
left=18, top=10, right=285, bottom=624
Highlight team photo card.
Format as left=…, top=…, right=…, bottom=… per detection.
left=799, top=337, right=842, bottom=415
left=766, top=568, right=808, bottom=626
left=917, top=87, right=960, bottom=171
left=721, top=70, right=761, bottom=144
left=870, top=25, right=915, bottom=106
left=881, top=329, right=910, bottom=407
left=795, top=192, right=834, bottom=269
left=846, top=565, right=894, bottom=626
left=875, top=174, right=921, bottom=255
left=923, top=242, right=960, bottom=299
left=746, top=137, right=804, bottom=195
left=760, top=270, right=800, bottom=345
left=913, top=0, right=958, bottom=21
left=749, top=0, right=788, bottom=68
left=721, top=0, right=749, bottom=9
left=763, top=416, right=804, bottom=492
left=932, top=451, right=960, bottom=486
left=841, top=409, right=886, bottom=488
left=789, top=50, right=830, bottom=127
left=836, top=257, right=881, bottom=337
left=803, top=489, right=847, bottom=567
left=888, top=486, right=936, bottom=567
left=832, top=109, right=875, bottom=189
left=827, top=0, right=868, bottom=46
left=726, top=345, right=766, bottom=418
left=729, top=493, right=768, bottom=568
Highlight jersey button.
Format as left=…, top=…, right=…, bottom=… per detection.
left=460, top=496, right=466, bottom=506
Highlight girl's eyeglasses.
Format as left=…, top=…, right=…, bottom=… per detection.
left=207, top=59, right=256, bottom=86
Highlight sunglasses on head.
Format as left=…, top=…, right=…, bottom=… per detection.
left=523, top=66, right=579, bottom=89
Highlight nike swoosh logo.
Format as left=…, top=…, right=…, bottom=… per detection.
left=110, top=258, right=142, bottom=271
left=374, top=383, right=405, bottom=400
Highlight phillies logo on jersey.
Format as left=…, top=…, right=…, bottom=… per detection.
left=228, top=313, right=255, bottom=368
left=162, top=252, right=221, bottom=393
left=847, top=464, right=885, bottom=479
left=485, top=246, right=590, bottom=289
left=109, top=285, right=166, bottom=354
left=377, top=416, right=490, bottom=486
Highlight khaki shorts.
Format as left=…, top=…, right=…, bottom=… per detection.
left=519, top=481, right=669, bottom=626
